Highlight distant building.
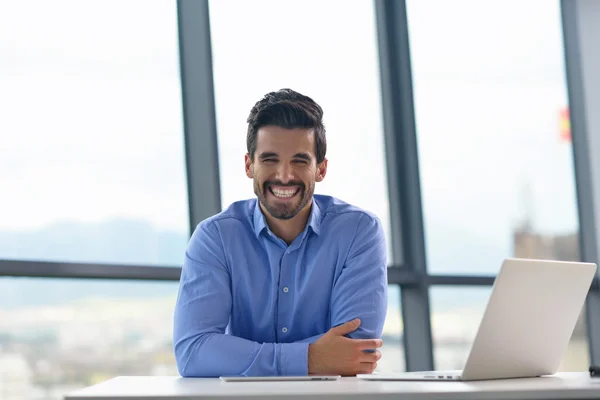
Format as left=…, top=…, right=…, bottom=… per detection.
left=512, top=227, right=586, bottom=338
left=513, top=228, right=579, bottom=262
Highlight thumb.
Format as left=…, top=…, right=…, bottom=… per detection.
left=329, top=318, right=361, bottom=336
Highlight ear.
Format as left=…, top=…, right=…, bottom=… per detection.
left=315, top=158, right=328, bottom=183
left=245, top=153, right=254, bottom=179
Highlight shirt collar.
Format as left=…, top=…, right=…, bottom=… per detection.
left=252, top=199, right=268, bottom=238
left=306, top=199, right=322, bottom=235
left=252, top=197, right=322, bottom=238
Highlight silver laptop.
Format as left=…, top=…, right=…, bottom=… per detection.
left=358, top=258, right=597, bottom=381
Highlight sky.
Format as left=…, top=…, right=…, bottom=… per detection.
left=0, top=0, right=578, bottom=274
left=0, top=0, right=189, bottom=233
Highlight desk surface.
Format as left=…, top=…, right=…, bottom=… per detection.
left=65, top=372, right=600, bottom=400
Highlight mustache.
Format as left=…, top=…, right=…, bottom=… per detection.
left=263, top=180, right=305, bottom=190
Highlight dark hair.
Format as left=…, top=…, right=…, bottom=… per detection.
left=246, top=88, right=327, bottom=164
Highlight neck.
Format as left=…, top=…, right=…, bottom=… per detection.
left=261, top=200, right=313, bottom=245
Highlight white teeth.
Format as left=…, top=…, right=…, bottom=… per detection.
left=271, top=187, right=298, bottom=198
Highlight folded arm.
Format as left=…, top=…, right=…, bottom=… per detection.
left=173, top=222, right=308, bottom=377
left=329, top=214, right=388, bottom=339
left=173, top=213, right=388, bottom=377
left=295, top=215, right=387, bottom=346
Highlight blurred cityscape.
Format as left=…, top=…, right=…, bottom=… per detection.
left=0, top=223, right=588, bottom=400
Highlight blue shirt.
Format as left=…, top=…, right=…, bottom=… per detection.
left=173, top=194, right=388, bottom=377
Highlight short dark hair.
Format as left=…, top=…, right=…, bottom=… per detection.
left=246, top=88, right=327, bottom=164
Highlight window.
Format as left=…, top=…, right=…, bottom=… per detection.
left=208, top=0, right=391, bottom=256
left=407, top=0, right=579, bottom=274
left=380, top=285, right=405, bottom=372
left=430, top=287, right=589, bottom=371
left=430, top=287, right=491, bottom=370
left=0, top=0, right=189, bottom=266
left=209, top=0, right=401, bottom=362
left=0, top=278, right=178, bottom=400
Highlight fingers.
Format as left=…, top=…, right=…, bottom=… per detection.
left=358, top=362, right=378, bottom=374
left=359, top=350, right=382, bottom=363
left=355, top=339, right=383, bottom=350
left=329, top=318, right=361, bottom=336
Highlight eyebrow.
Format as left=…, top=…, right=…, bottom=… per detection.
left=258, top=152, right=278, bottom=160
left=293, top=152, right=313, bottom=161
left=257, top=152, right=313, bottom=161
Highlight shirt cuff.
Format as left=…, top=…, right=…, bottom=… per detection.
left=279, top=343, right=309, bottom=376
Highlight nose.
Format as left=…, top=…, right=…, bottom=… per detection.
left=275, top=163, right=294, bottom=183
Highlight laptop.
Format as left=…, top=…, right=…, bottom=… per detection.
left=358, top=258, right=597, bottom=381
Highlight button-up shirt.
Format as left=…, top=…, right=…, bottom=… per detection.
left=173, top=194, right=388, bottom=377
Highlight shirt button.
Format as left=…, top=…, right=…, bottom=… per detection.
left=282, top=327, right=288, bottom=333
left=283, top=287, right=289, bottom=293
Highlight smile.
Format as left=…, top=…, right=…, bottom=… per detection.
left=268, top=185, right=300, bottom=199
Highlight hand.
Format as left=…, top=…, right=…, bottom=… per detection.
left=308, top=318, right=383, bottom=376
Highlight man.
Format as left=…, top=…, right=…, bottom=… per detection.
left=173, top=89, right=388, bottom=377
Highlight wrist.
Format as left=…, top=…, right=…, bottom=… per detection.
left=308, top=343, right=323, bottom=375
left=308, top=343, right=318, bottom=375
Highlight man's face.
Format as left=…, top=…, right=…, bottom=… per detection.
left=245, top=126, right=327, bottom=220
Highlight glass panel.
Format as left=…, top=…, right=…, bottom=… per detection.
left=209, top=0, right=393, bottom=262
left=0, top=1, right=189, bottom=266
left=379, top=285, right=405, bottom=372
left=0, top=277, right=178, bottom=400
left=430, top=287, right=491, bottom=370
left=430, top=287, right=589, bottom=371
left=407, top=0, right=579, bottom=274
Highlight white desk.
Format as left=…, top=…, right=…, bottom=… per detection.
left=65, top=372, right=600, bottom=400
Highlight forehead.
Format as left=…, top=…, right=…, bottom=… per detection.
left=255, top=126, right=315, bottom=156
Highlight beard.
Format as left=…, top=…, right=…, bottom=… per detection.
left=254, top=179, right=315, bottom=220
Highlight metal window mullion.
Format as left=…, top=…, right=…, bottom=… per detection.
left=375, top=0, right=433, bottom=371
left=177, top=0, right=221, bottom=232
left=0, top=259, right=181, bottom=280
left=561, top=0, right=600, bottom=366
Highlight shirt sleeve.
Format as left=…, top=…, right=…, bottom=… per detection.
left=329, top=214, right=388, bottom=340
left=173, top=221, right=308, bottom=377
left=293, top=333, right=324, bottom=344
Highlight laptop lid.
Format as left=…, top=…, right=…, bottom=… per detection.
left=461, top=258, right=596, bottom=381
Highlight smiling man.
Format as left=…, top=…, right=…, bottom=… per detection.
left=173, top=89, right=388, bottom=377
